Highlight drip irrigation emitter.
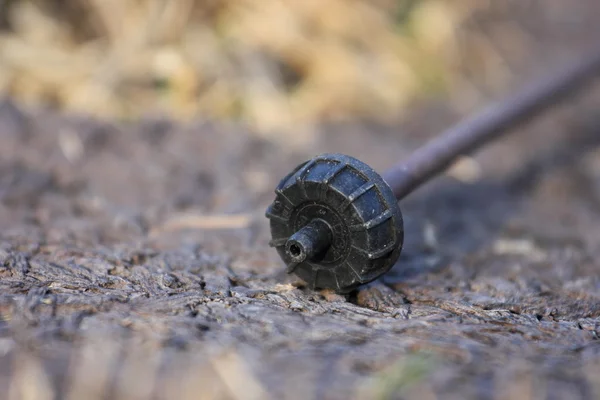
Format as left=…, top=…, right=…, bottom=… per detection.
left=266, top=49, right=600, bottom=293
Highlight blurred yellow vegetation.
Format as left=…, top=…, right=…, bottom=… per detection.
left=0, top=0, right=474, bottom=131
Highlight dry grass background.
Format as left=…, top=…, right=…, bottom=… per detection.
left=0, top=0, right=505, bottom=136
left=3, top=2, right=600, bottom=399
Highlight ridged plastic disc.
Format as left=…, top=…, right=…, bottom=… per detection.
left=266, top=153, right=404, bottom=293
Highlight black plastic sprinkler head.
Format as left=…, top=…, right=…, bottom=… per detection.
left=267, top=48, right=600, bottom=293
left=266, top=154, right=404, bottom=293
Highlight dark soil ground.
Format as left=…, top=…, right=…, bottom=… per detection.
left=1, top=88, right=600, bottom=399
left=3, top=7, right=600, bottom=397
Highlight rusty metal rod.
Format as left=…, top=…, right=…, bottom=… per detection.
left=383, top=48, right=600, bottom=200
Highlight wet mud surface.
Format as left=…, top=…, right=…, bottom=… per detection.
left=1, top=93, right=600, bottom=399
